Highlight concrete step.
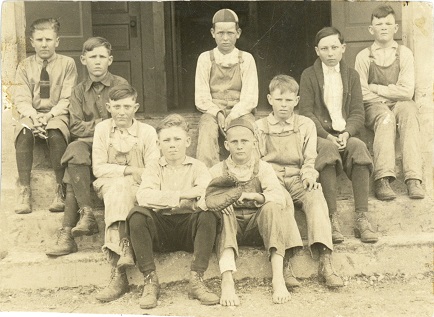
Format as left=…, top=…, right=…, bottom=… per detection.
left=0, top=234, right=432, bottom=290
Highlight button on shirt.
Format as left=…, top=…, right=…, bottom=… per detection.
left=322, top=63, right=346, bottom=132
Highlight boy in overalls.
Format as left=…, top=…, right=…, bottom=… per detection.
left=210, top=118, right=302, bottom=305
left=46, top=37, right=128, bottom=256
left=13, top=18, right=77, bottom=214
left=299, top=27, right=376, bottom=244
left=256, top=75, right=343, bottom=288
left=355, top=4, right=424, bottom=200
left=195, top=8, right=258, bottom=167
left=91, top=84, right=159, bottom=302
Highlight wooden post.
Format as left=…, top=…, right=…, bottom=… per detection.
left=402, top=2, right=434, bottom=197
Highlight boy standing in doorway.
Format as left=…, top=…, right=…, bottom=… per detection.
left=355, top=4, right=424, bottom=201
left=195, top=8, right=258, bottom=167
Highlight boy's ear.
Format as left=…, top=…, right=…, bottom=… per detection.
left=210, top=28, right=216, bottom=38
left=267, top=93, right=272, bottom=105
left=394, top=24, right=399, bottom=34
left=314, top=46, right=320, bottom=57
left=341, top=43, right=346, bottom=54
left=55, top=37, right=60, bottom=48
left=368, top=25, right=374, bottom=36
left=185, top=136, right=191, bottom=148
left=224, top=140, right=230, bottom=152
left=105, top=102, right=111, bottom=113
left=294, top=95, right=300, bottom=106
left=107, top=55, right=113, bottom=66
left=80, top=55, right=87, bottom=66
left=133, top=103, right=140, bottom=113
left=236, top=28, right=242, bottom=39
left=30, top=37, right=35, bottom=48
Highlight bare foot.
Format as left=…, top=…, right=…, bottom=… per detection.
left=220, top=271, right=240, bottom=306
left=272, top=276, right=290, bottom=304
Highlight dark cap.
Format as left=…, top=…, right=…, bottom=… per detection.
left=226, top=117, right=255, bottom=134
left=212, top=9, right=239, bottom=24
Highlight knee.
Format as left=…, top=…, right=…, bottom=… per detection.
left=396, top=101, right=418, bottom=118
left=374, top=109, right=395, bottom=128
left=259, top=202, right=280, bottom=218
left=198, top=114, right=218, bottom=133
left=47, top=129, right=66, bottom=144
left=346, top=137, right=367, bottom=152
left=318, top=139, right=339, bottom=156
left=128, top=210, right=150, bottom=231
left=16, top=129, right=34, bottom=148
left=198, top=211, right=217, bottom=227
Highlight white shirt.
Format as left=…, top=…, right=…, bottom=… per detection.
left=322, top=62, right=346, bottom=132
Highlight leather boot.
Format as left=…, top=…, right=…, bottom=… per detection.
left=188, top=271, right=219, bottom=305
left=48, top=183, right=65, bottom=212
left=318, top=248, right=344, bottom=288
left=45, top=227, right=78, bottom=256
left=96, top=266, right=129, bottom=302
left=71, top=207, right=99, bottom=238
left=283, top=257, right=300, bottom=288
left=117, top=238, right=135, bottom=270
left=330, top=214, right=344, bottom=244
left=140, top=271, right=160, bottom=309
left=15, top=183, right=31, bottom=214
left=374, top=177, right=396, bottom=201
left=406, top=179, right=425, bottom=199
left=354, top=213, right=378, bottom=243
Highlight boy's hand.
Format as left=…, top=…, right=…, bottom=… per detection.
left=36, top=113, right=53, bottom=126
left=224, top=112, right=237, bottom=131
left=220, top=204, right=234, bottom=215
left=337, top=132, right=350, bottom=150
left=326, top=134, right=342, bottom=150
left=237, top=192, right=256, bottom=203
left=217, top=112, right=226, bottom=133
left=124, top=166, right=144, bottom=184
left=180, top=191, right=201, bottom=200
left=302, top=178, right=321, bottom=191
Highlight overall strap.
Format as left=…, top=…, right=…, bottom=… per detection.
left=293, top=114, right=300, bottom=133
left=260, top=117, right=269, bottom=134
left=209, top=50, right=215, bottom=63
left=237, top=50, right=244, bottom=64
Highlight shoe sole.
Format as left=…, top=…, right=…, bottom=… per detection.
left=96, top=289, right=129, bottom=302
left=117, top=262, right=135, bottom=270
left=332, top=238, right=344, bottom=244
left=71, top=227, right=99, bottom=238
left=15, top=210, right=32, bottom=214
left=375, top=194, right=396, bottom=201
left=188, top=293, right=219, bottom=305
left=140, top=302, right=157, bottom=309
left=46, top=248, right=78, bottom=257
left=409, top=195, right=425, bottom=199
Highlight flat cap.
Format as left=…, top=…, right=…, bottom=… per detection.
left=212, top=9, right=239, bottom=24
left=226, top=117, right=255, bottom=134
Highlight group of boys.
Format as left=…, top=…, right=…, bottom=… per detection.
left=12, top=4, right=424, bottom=310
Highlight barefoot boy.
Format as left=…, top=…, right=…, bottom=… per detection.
left=13, top=18, right=77, bottom=214
left=195, top=8, right=258, bottom=167
left=299, top=27, right=377, bottom=243
left=355, top=4, right=424, bottom=200
left=126, top=114, right=220, bottom=309
left=46, top=37, right=128, bottom=256
left=91, top=84, right=159, bottom=302
left=210, top=118, right=301, bottom=305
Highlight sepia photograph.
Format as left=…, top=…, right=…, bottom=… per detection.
left=0, top=1, right=433, bottom=316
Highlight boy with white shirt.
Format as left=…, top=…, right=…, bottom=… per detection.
left=195, top=8, right=258, bottom=167
left=355, top=4, right=424, bottom=201
left=299, top=27, right=376, bottom=244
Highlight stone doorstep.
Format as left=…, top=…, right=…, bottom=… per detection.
left=0, top=233, right=432, bottom=290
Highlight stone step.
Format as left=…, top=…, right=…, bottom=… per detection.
left=0, top=233, right=432, bottom=290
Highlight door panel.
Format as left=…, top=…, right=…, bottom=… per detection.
left=91, top=2, right=144, bottom=111
left=24, top=1, right=92, bottom=81
left=332, top=2, right=402, bottom=68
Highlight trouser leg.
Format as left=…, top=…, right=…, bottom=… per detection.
left=351, top=164, right=370, bottom=213
left=67, top=164, right=92, bottom=209
left=15, top=129, right=34, bottom=186
left=46, top=129, right=67, bottom=185
left=196, top=114, right=220, bottom=168
left=319, top=165, right=338, bottom=216
left=190, top=212, right=217, bottom=273
left=62, top=184, right=80, bottom=227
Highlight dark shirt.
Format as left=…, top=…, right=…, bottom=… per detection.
left=69, top=72, right=128, bottom=139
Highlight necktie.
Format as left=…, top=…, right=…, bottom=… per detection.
left=40, top=60, right=50, bottom=99
left=92, top=81, right=104, bottom=94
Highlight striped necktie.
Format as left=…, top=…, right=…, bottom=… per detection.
left=40, top=59, right=50, bottom=98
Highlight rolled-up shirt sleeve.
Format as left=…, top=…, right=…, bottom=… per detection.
left=257, top=161, right=286, bottom=207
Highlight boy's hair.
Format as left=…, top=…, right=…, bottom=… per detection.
left=108, top=84, right=138, bottom=101
left=269, top=75, right=299, bottom=95
left=371, top=4, right=395, bottom=22
left=29, top=18, right=60, bottom=36
left=156, top=114, right=189, bottom=135
left=212, top=8, right=240, bottom=29
left=82, top=37, right=112, bottom=55
left=315, top=27, right=344, bottom=47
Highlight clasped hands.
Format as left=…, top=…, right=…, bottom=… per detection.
left=29, top=113, right=53, bottom=139
left=220, top=192, right=264, bottom=215
left=327, top=132, right=350, bottom=152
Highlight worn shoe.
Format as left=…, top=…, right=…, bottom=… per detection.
left=117, top=238, right=135, bottom=270
left=48, top=183, right=65, bottom=212
left=374, top=177, right=396, bottom=201
left=318, top=249, right=344, bottom=288
left=71, top=207, right=99, bottom=238
left=354, top=214, right=378, bottom=243
left=188, top=271, right=219, bottom=305
left=45, top=227, right=78, bottom=256
left=406, top=179, right=425, bottom=199
left=96, top=267, right=129, bottom=302
left=140, top=271, right=160, bottom=309
left=330, top=214, right=344, bottom=244
left=283, top=260, right=301, bottom=288
left=15, top=183, right=31, bottom=214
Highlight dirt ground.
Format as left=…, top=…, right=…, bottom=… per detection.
left=0, top=274, right=432, bottom=317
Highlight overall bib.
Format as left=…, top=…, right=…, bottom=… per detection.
left=260, top=116, right=333, bottom=254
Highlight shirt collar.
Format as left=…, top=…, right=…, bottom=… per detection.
left=213, top=47, right=239, bottom=59
left=322, top=62, right=340, bottom=74
left=84, top=72, right=113, bottom=91
left=35, top=53, right=57, bottom=65
left=267, top=112, right=294, bottom=126
left=226, top=155, right=255, bottom=169
left=372, top=40, right=398, bottom=51
left=159, top=155, right=195, bottom=167
left=110, top=118, right=138, bottom=136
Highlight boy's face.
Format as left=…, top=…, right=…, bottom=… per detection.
left=267, top=89, right=299, bottom=122
left=158, top=126, right=191, bottom=163
left=211, top=22, right=241, bottom=54
left=224, top=126, right=255, bottom=165
left=106, top=96, right=139, bottom=129
left=30, top=29, right=59, bottom=60
left=369, top=14, right=398, bottom=44
left=80, top=46, right=113, bottom=80
left=315, top=34, right=346, bottom=67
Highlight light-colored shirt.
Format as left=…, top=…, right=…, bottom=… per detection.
left=322, top=62, right=346, bottom=132
left=92, top=118, right=160, bottom=178
left=195, top=47, right=258, bottom=118
left=256, top=113, right=319, bottom=182
left=136, top=156, right=211, bottom=212
left=209, top=157, right=285, bottom=207
left=354, top=41, right=415, bottom=105
left=13, top=53, right=77, bottom=118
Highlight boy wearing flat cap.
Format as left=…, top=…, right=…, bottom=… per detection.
left=209, top=118, right=302, bottom=305
left=195, top=8, right=258, bottom=168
